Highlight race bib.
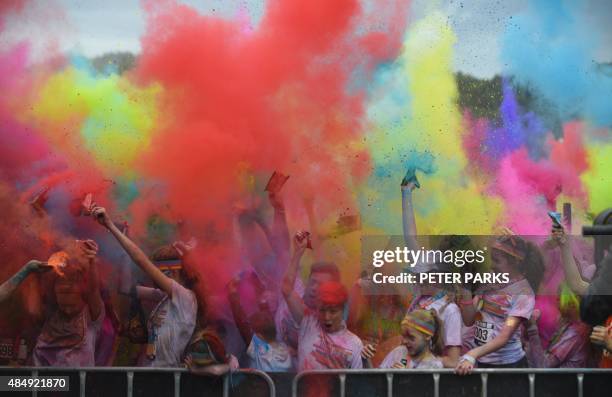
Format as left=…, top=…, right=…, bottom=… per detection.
left=474, top=320, right=495, bottom=345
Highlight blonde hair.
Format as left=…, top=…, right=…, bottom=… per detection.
left=401, top=309, right=444, bottom=356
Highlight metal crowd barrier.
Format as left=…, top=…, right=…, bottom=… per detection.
left=292, top=368, right=612, bottom=397
left=2, top=367, right=612, bottom=397
left=0, top=366, right=276, bottom=397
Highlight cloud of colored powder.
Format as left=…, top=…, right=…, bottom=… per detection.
left=363, top=11, right=504, bottom=235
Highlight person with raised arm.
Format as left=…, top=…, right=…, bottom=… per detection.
left=33, top=240, right=105, bottom=367
left=551, top=222, right=612, bottom=368
left=90, top=205, right=198, bottom=368
left=282, top=232, right=362, bottom=370
left=363, top=171, right=462, bottom=368
left=525, top=286, right=590, bottom=368
left=227, top=276, right=293, bottom=371
left=0, top=260, right=50, bottom=304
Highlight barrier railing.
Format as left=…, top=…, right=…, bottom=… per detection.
left=2, top=367, right=612, bottom=397
left=0, top=366, right=276, bottom=397
left=292, top=368, right=612, bottom=397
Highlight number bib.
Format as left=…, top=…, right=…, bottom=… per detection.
left=474, top=320, right=495, bottom=346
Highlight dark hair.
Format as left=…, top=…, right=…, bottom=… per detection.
left=495, top=236, right=544, bottom=292
left=249, top=311, right=276, bottom=340
left=151, top=245, right=209, bottom=327
left=309, top=262, right=340, bottom=281
left=150, top=245, right=180, bottom=261
left=429, top=310, right=445, bottom=356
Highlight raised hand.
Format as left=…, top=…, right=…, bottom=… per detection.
left=91, top=205, right=112, bottom=228
left=77, top=239, right=99, bottom=261
left=550, top=226, right=568, bottom=247
left=173, top=238, right=197, bottom=258
left=293, top=230, right=310, bottom=254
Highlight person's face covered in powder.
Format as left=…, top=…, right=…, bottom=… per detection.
left=316, top=281, right=348, bottom=333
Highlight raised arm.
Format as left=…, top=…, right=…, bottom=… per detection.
left=401, top=182, right=419, bottom=251
left=0, top=260, right=49, bottom=303
left=347, top=275, right=368, bottom=329
left=79, top=240, right=103, bottom=320
left=251, top=192, right=290, bottom=258
left=268, top=191, right=290, bottom=265
left=552, top=227, right=589, bottom=295
left=227, top=277, right=253, bottom=344
left=281, top=232, right=309, bottom=324
left=304, top=200, right=324, bottom=261
left=91, top=206, right=174, bottom=297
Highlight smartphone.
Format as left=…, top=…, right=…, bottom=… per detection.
left=548, top=211, right=563, bottom=228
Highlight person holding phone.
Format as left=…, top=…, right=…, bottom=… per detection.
left=551, top=217, right=612, bottom=368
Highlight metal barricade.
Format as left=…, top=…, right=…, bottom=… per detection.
left=0, top=366, right=275, bottom=397
left=2, top=367, right=612, bottom=396
left=292, top=368, right=612, bottom=397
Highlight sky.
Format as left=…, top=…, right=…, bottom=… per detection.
left=2, top=0, right=612, bottom=78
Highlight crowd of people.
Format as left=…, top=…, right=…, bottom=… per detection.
left=0, top=172, right=610, bottom=377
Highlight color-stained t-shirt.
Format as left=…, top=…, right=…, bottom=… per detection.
left=247, top=334, right=293, bottom=371
left=297, top=314, right=363, bottom=371
left=474, top=279, right=534, bottom=365
left=34, top=306, right=105, bottom=367
left=546, top=322, right=590, bottom=368
left=142, top=280, right=197, bottom=367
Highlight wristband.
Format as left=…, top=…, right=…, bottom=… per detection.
left=459, top=299, right=474, bottom=306
left=460, top=354, right=476, bottom=365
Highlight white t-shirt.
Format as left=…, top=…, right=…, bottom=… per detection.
left=143, top=280, right=197, bottom=367
left=379, top=345, right=443, bottom=369
left=33, top=306, right=105, bottom=367
left=409, top=294, right=462, bottom=349
left=474, top=279, right=534, bottom=365
left=247, top=334, right=293, bottom=371
left=297, top=314, right=363, bottom=371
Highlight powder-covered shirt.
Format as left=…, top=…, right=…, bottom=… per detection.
left=474, top=279, right=534, bottom=365
left=297, top=314, right=363, bottom=371
left=527, top=322, right=590, bottom=368
left=143, top=280, right=197, bottom=367
left=462, top=323, right=476, bottom=354
left=33, top=306, right=105, bottom=367
left=247, top=334, right=293, bottom=372
left=379, top=345, right=443, bottom=369
left=409, top=294, right=463, bottom=348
